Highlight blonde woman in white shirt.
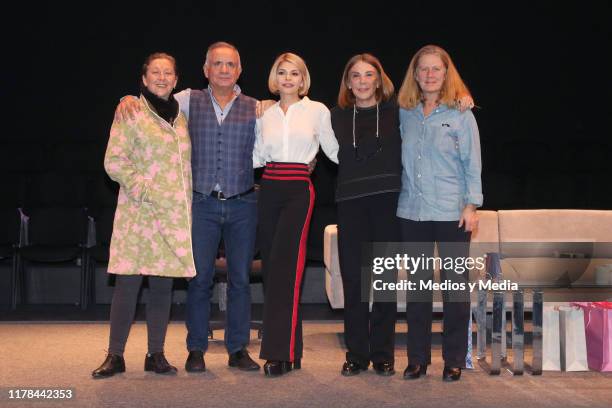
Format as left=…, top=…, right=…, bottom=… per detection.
left=253, top=52, right=339, bottom=377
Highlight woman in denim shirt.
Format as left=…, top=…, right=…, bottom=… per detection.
left=397, top=45, right=482, bottom=382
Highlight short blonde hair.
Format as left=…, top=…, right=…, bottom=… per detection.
left=268, top=53, right=311, bottom=96
left=337, top=53, right=394, bottom=109
left=398, top=45, right=473, bottom=110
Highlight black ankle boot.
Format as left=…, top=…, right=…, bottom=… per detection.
left=92, top=354, right=125, bottom=378
left=145, top=352, right=177, bottom=375
left=263, top=360, right=292, bottom=377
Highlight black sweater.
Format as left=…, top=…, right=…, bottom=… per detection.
left=331, top=98, right=402, bottom=202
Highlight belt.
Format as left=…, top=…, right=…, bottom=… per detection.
left=210, top=187, right=255, bottom=200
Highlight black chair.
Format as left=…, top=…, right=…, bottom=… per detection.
left=19, top=207, right=90, bottom=309
left=0, top=174, right=27, bottom=309
left=0, top=208, right=24, bottom=310
left=85, top=207, right=115, bottom=306
left=85, top=173, right=119, bottom=306
left=20, top=172, right=90, bottom=309
left=209, top=244, right=264, bottom=340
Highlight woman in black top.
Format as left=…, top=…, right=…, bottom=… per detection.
left=331, top=54, right=402, bottom=376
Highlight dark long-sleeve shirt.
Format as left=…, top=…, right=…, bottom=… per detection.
left=331, top=98, right=402, bottom=202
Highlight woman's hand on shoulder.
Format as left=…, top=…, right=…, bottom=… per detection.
left=256, top=99, right=276, bottom=118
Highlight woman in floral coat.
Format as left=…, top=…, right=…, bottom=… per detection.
left=92, top=52, right=196, bottom=378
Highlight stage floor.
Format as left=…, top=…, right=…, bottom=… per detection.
left=0, top=322, right=610, bottom=408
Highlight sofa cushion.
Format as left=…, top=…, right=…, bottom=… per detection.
left=498, top=210, right=612, bottom=242
left=498, top=210, right=612, bottom=286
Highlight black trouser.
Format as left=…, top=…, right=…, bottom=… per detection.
left=400, top=219, right=471, bottom=368
left=258, top=163, right=314, bottom=362
left=337, top=193, right=399, bottom=366
left=108, top=275, right=174, bottom=356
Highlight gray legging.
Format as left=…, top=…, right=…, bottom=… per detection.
left=108, top=275, right=174, bottom=356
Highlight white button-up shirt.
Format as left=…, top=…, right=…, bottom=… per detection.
left=253, top=96, right=339, bottom=167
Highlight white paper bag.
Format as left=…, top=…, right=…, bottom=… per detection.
left=595, top=264, right=612, bottom=285
left=543, top=306, right=561, bottom=370
left=558, top=306, right=589, bottom=371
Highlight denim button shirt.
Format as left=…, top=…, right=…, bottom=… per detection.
left=397, top=103, right=483, bottom=221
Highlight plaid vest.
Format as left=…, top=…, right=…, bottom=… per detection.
left=188, top=90, right=257, bottom=196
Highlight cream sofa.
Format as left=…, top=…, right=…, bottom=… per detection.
left=323, top=210, right=612, bottom=310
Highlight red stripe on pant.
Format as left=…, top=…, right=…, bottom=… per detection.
left=290, top=179, right=314, bottom=361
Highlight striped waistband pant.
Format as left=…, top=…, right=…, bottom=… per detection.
left=258, top=163, right=315, bottom=362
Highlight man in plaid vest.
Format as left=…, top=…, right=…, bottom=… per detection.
left=112, top=41, right=260, bottom=373
left=175, top=42, right=260, bottom=373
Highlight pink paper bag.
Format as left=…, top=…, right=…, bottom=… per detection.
left=571, top=302, right=612, bottom=371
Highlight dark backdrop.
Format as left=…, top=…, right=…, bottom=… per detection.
left=4, top=0, right=612, bottom=210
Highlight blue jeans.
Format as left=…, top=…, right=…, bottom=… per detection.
left=186, top=190, right=257, bottom=354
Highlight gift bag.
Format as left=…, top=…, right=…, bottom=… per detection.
left=558, top=307, right=589, bottom=371
left=465, top=310, right=474, bottom=369
left=543, top=306, right=561, bottom=370
left=571, top=302, right=612, bottom=371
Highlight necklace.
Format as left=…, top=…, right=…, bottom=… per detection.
left=352, top=103, right=381, bottom=161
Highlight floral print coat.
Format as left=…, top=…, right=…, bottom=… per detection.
left=104, top=95, right=196, bottom=278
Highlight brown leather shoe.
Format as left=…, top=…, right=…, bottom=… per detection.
left=185, top=350, right=206, bottom=372
left=228, top=348, right=260, bottom=371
